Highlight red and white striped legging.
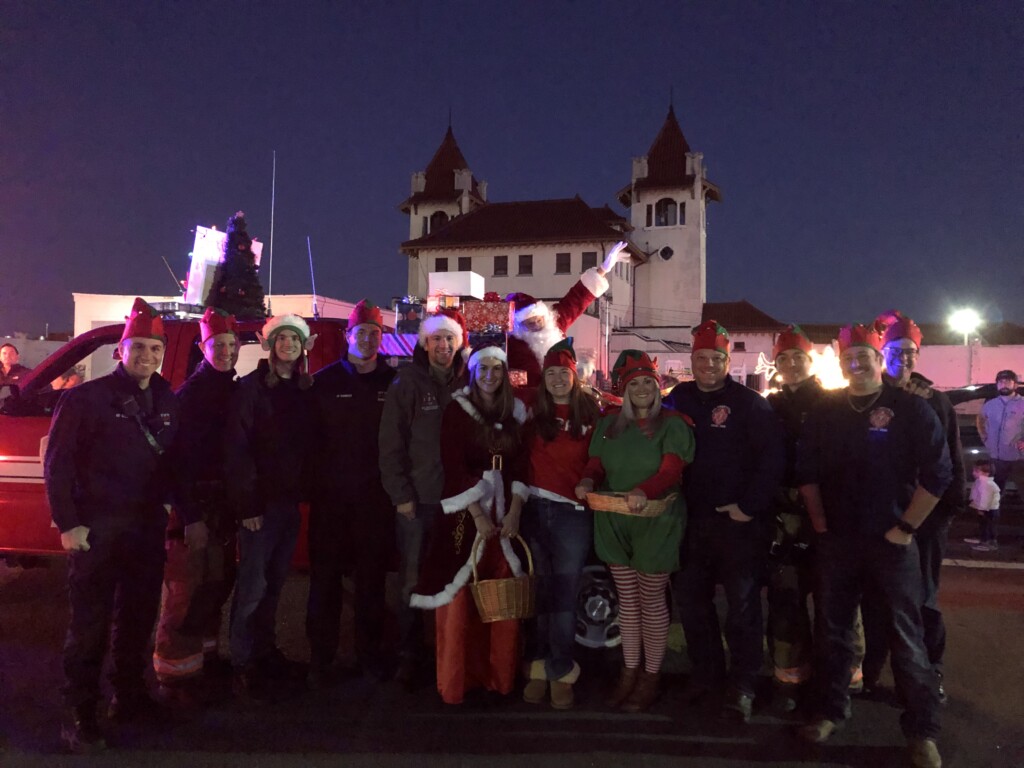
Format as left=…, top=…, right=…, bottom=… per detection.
left=609, top=564, right=670, bottom=674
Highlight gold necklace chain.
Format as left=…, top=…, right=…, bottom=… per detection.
left=847, top=389, right=882, bottom=413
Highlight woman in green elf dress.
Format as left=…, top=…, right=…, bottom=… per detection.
left=575, top=350, right=695, bottom=712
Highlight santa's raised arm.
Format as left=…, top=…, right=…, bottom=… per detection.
left=504, top=241, right=630, bottom=388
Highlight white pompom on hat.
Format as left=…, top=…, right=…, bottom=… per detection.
left=261, top=314, right=311, bottom=349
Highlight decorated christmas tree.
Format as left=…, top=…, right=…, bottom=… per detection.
left=204, top=211, right=268, bottom=318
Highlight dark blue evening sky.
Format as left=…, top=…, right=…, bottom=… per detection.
left=3, top=1, right=1021, bottom=335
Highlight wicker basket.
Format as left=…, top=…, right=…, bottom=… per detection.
left=469, top=534, right=536, bottom=623
left=586, top=491, right=677, bottom=518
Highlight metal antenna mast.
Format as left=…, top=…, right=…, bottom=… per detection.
left=267, top=150, right=277, bottom=314
left=307, top=236, right=320, bottom=319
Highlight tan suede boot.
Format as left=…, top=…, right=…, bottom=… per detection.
left=604, top=666, right=639, bottom=708
left=549, top=662, right=581, bottom=710
left=621, top=670, right=660, bottom=712
left=522, top=659, right=548, bottom=704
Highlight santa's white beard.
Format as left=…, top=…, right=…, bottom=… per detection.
left=514, top=312, right=565, bottom=367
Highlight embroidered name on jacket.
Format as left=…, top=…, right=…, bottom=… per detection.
left=710, top=405, right=731, bottom=428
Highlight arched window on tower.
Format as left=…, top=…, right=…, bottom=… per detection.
left=429, top=210, right=449, bottom=233
left=654, top=198, right=677, bottom=227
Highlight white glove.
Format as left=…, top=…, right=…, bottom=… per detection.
left=601, top=241, right=629, bottom=273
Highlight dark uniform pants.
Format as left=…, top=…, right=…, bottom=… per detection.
left=63, top=517, right=166, bottom=708
left=153, top=532, right=237, bottom=683
left=814, top=532, right=940, bottom=739
left=306, top=497, right=393, bottom=667
left=863, top=505, right=952, bottom=681
left=672, top=515, right=766, bottom=696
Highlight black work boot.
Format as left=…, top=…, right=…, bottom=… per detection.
left=107, top=688, right=168, bottom=723
left=61, top=702, right=106, bottom=754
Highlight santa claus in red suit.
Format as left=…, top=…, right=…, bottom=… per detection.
left=505, top=241, right=630, bottom=388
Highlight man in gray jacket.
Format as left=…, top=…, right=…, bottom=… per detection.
left=978, top=369, right=1024, bottom=511
left=379, top=308, right=467, bottom=688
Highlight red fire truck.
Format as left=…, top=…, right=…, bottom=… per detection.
left=0, top=306, right=357, bottom=560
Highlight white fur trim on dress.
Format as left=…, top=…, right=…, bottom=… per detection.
left=468, top=346, right=507, bottom=370
left=453, top=389, right=528, bottom=426
left=418, top=313, right=465, bottom=348
left=511, top=481, right=531, bottom=502
left=409, top=466, right=523, bottom=609
left=580, top=267, right=609, bottom=298
left=440, top=477, right=491, bottom=514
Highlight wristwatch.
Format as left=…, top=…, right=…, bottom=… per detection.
left=894, top=519, right=917, bottom=535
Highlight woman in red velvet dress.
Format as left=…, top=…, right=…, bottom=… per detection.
left=409, top=343, right=530, bottom=705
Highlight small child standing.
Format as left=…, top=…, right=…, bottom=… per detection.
left=964, top=460, right=1001, bottom=551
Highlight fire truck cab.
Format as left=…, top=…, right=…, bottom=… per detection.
left=0, top=305, right=351, bottom=558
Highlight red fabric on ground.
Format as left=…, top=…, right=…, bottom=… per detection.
left=434, top=537, right=521, bottom=705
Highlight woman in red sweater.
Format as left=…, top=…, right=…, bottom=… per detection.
left=520, top=339, right=601, bottom=709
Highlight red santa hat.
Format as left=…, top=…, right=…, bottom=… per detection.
left=418, top=307, right=469, bottom=350
left=691, top=320, right=730, bottom=354
left=772, top=324, right=813, bottom=360
left=200, top=307, right=238, bottom=343
left=611, top=349, right=658, bottom=395
left=349, top=299, right=384, bottom=329
left=468, top=343, right=508, bottom=372
left=506, top=292, right=551, bottom=324
left=542, top=338, right=577, bottom=374
left=837, top=323, right=883, bottom=353
left=875, top=309, right=923, bottom=349
left=121, top=298, right=166, bottom=343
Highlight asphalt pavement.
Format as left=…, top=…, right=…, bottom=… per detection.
left=2, top=518, right=1023, bottom=768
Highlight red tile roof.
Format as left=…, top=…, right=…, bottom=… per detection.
left=399, top=127, right=484, bottom=211
left=401, top=196, right=643, bottom=255
left=702, top=301, right=785, bottom=332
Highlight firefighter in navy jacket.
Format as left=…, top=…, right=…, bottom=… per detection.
left=153, top=308, right=240, bottom=704
left=795, top=323, right=951, bottom=768
left=44, top=298, right=180, bottom=753
left=663, top=320, right=784, bottom=723
left=306, top=300, right=397, bottom=685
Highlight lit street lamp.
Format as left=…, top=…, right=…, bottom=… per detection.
left=948, top=308, right=981, bottom=346
left=949, top=308, right=981, bottom=386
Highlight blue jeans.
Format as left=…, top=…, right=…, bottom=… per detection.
left=814, top=532, right=940, bottom=739
left=672, top=515, right=766, bottom=695
left=521, top=498, right=593, bottom=680
left=395, top=503, right=437, bottom=660
left=230, top=501, right=301, bottom=668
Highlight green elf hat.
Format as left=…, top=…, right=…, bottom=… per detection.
left=837, top=323, right=883, bottom=353
left=542, top=337, right=577, bottom=374
left=692, top=319, right=730, bottom=353
left=772, top=324, right=813, bottom=359
left=611, top=349, right=658, bottom=395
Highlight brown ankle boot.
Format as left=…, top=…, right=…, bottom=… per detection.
left=604, top=666, right=639, bottom=708
left=621, top=670, right=660, bottom=712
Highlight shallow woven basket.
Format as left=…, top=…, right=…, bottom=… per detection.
left=586, top=491, right=677, bottom=518
left=470, top=534, right=536, bottom=623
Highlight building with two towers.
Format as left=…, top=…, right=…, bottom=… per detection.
left=398, top=107, right=720, bottom=376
